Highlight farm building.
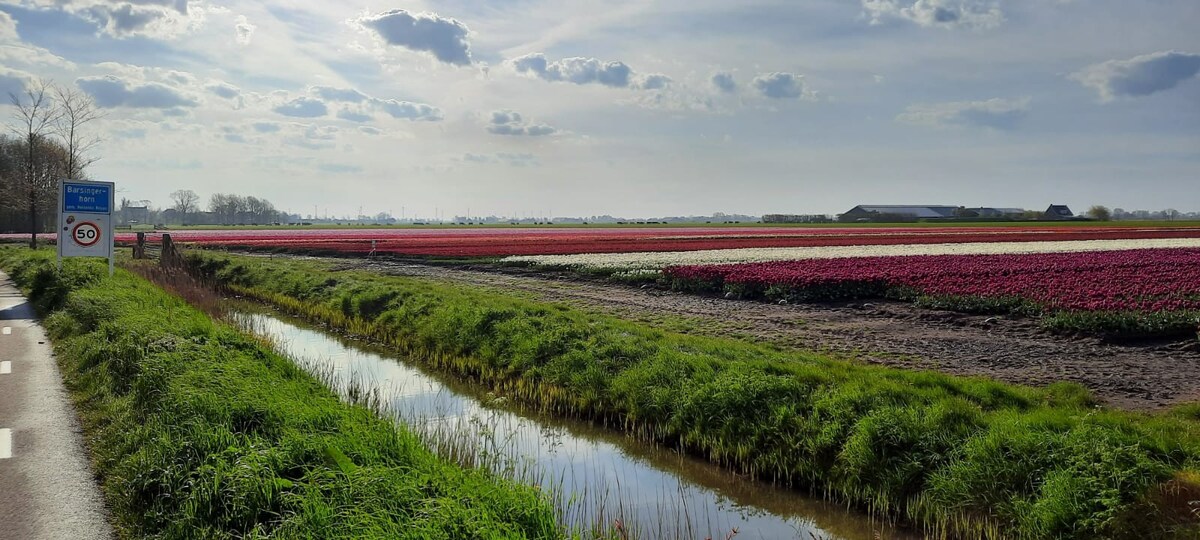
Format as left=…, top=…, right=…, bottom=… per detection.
left=1044, top=205, right=1075, bottom=220
left=967, top=207, right=1026, bottom=218
left=838, top=205, right=959, bottom=222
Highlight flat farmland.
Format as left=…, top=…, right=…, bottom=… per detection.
left=79, top=222, right=1200, bottom=538
left=8, top=223, right=1200, bottom=408
left=129, top=222, right=1200, bottom=411
left=119, top=224, right=1200, bottom=256
left=317, top=256, right=1200, bottom=411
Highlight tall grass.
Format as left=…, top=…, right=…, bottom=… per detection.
left=230, top=311, right=788, bottom=540
left=185, top=251, right=1200, bottom=539
left=0, top=247, right=563, bottom=539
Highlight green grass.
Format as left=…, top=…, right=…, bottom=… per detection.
left=186, top=251, right=1200, bottom=539
left=0, top=247, right=563, bottom=540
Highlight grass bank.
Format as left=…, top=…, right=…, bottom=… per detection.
left=188, top=252, right=1200, bottom=539
left=0, top=247, right=562, bottom=539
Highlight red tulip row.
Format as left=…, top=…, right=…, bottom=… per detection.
left=663, top=248, right=1200, bottom=314
left=113, top=226, right=1200, bottom=257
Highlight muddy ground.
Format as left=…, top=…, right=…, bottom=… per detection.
left=319, top=257, right=1200, bottom=411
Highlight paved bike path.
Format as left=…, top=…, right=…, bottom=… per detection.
left=0, top=271, right=112, bottom=540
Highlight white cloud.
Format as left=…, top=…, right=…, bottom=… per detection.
left=235, top=15, right=255, bottom=45
left=0, top=11, right=75, bottom=69
left=0, top=11, right=18, bottom=42
left=205, top=81, right=240, bottom=99
left=311, top=86, right=369, bottom=103
left=1072, top=50, right=1200, bottom=102
left=0, top=69, right=29, bottom=97
left=486, top=109, right=557, bottom=136
left=862, top=0, right=1004, bottom=30
left=304, top=85, right=441, bottom=120
left=76, top=75, right=199, bottom=108
left=636, top=73, right=672, bottom=90
left=752, top=72, right=812, bottom=99
left=336, top=108, right=373, bottom=123
left=896, top=97, right=1030, bottom=129
left=711, top=72, right=736, bottom=94
left=71, top=0, right=200, bottom=39
left=220, top=126, right=249, bottom=144
left=274, top=96, right=328, bottom=118
left=510, top=53, right=633, bottom=88
left=357, top=9, right=472, bottom=66
left=283, top=124, right=338, bottom=150
left=284, top=86, right=442, bottom=122
left=377, top=99, right=442, bottom=121
left=627, top=89, right=719, bottom=114
left=164, top=70, right=194, bottom=86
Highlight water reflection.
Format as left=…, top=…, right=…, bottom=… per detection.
left=234, top=308, right=916, bottom=540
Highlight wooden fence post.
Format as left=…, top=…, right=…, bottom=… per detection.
left=160, top=234, right=182, bottom=269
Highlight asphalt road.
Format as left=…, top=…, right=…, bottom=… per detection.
left=0, top=271, right=112, bottom=540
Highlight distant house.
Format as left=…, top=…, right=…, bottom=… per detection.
left=839, top=205, right=959, bottom=222
left=1043, top=205, right=1074, bottom=220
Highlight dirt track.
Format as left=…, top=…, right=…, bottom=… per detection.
left=325, top=258, right=1200, bottom=411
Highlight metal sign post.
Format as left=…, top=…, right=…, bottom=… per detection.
left=57, top=180, right=116, bottom=276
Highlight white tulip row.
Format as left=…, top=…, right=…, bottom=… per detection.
left=502, top=238, right=1200, bottom=271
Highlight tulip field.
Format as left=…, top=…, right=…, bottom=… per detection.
left=6, top=224, right=1199, bottom=258
left=664, top=248, right=1200, bottom=339
left=146, top=226, right=1200, bottom=257
left=5, top=223, right=1200, bottom=338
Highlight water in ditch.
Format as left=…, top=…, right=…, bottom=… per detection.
left=233, top=307, right=916, bottom=540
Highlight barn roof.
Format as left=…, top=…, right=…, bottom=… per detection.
left=1045, top=205, right=1074, bottom=217
left=850, top=205, right=959, bottom=218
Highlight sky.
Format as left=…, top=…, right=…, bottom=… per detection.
left=0, top=0, right=1197, bottom=219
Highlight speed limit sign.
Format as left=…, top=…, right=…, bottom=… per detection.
left=58, top=180, right=115, bottom=275
left=72, top=222, right=101, bottom=247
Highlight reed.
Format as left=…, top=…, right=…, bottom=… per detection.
left=0, top=247, right=562, bottom=539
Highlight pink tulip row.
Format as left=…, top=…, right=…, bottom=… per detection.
left=664, top=248, right=1200, bottom=313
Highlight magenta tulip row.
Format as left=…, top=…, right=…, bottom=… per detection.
left=664, top=248, right=1200, bottom=313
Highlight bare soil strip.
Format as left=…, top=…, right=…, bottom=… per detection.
left=312, top=257, right=1200, bottom=411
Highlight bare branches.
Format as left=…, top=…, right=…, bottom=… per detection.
left=3, top=79, right=103, bottom=246
left=8, top=78, right=60, bottom=144
left=8, top=79, right=63, bottom=247
left=54, top=84, right=104, bottom=180
left=170, top=189, right=199, bottom=220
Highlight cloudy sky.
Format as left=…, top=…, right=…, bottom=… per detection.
left=0, top=0, right=1197, bottom=218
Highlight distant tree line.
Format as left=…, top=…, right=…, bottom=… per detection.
left=0, top=80, right=101, bottom=246
left=115, top=190, right=290, bottom=227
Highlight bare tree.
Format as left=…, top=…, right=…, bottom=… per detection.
left=209, top=193, right=239, bottom=224
left=54, top=85, right=103, bottom=180
left=8, top=79, right=62, bottom=248
left=170, top=189, right=199, bottom=223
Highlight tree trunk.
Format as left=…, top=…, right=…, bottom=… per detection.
left=27, top=133, right=36, bottom=249
left=28, top=188, right=37, bottom=249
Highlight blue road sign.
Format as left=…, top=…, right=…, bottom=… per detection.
left=63, top=182, right=112, bottom=214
